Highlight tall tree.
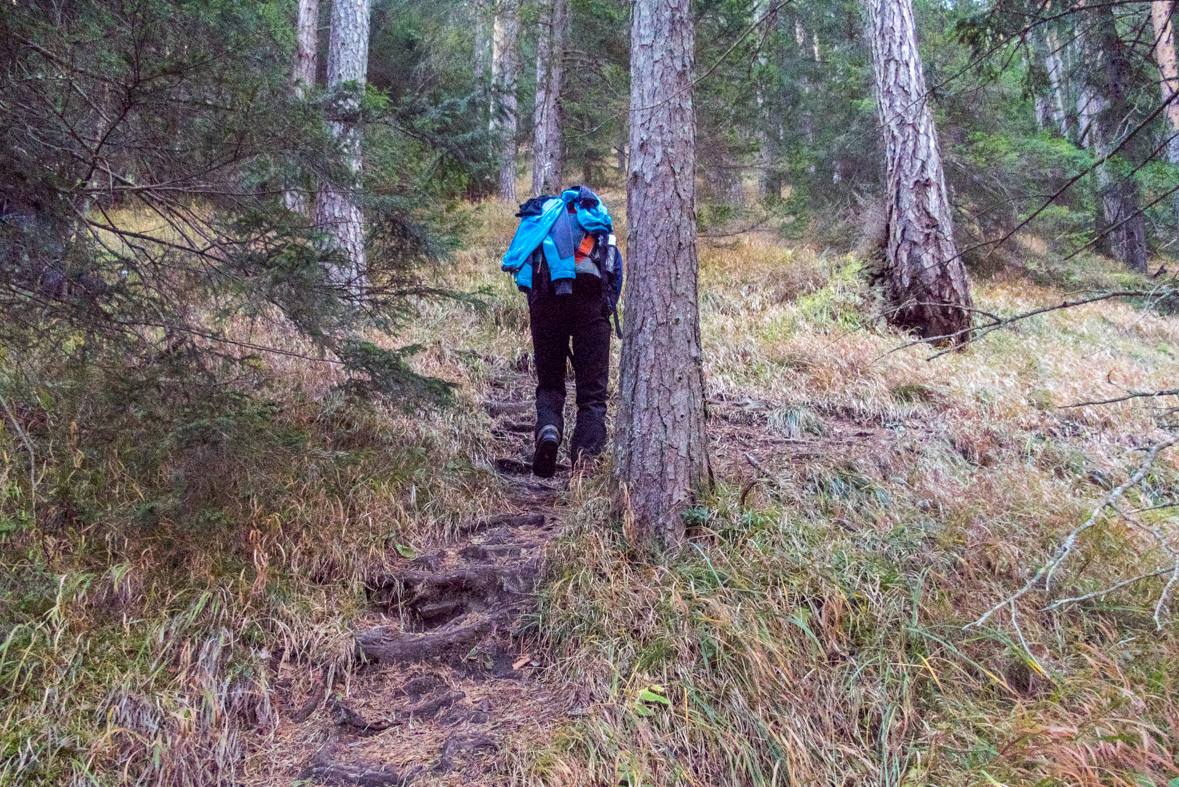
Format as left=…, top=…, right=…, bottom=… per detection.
left=532, top=0, right=569, bottom=195
left=491, top=0, right=522, bottom=201
left=616, top=0, right=710, bottom=549
left=865, top=0, right=974, bottom=342
left=315, top=0, right=370, bottom=290
left=1150, top=0, right=1179, bottom=241
left=1082, top=2, right=1148, bottom=272
left=285, top=0, right=319, bottom=215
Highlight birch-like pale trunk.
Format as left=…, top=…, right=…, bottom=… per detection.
left=795, top=18, right=816, bottom=148
left=1151, top=0, right=1179, bottom=241
left=1045, top=29, right=1071, bottom=138
left=1027, top=39, right=1050, bottom=130
left=755, top=50, right=773, bottom=199
left=314, top=0, right=369, bottom=291
left=474, top=0, right=491, bottom=90
left=285, top=0, right=319, bottom=215
left=616, top=0, right=710, bottom=550
left=294, top=0, right=319, bottom=96
left=865, top=0, right=973, bottom=342
left=532, top=0, right=568, bottom=195
left=1080, top=2, right=1148, bottom=272
left=491, top=0, right=521, bottom=202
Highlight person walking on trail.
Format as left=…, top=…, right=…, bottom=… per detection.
left=501, top=185, right=623, bottom=478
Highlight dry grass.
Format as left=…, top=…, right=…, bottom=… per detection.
left=2, top=197, right=1177, bottom=786
left=511, top=230, right=1178, bottom=787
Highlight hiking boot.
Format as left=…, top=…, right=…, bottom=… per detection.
left=532, top=425, right=560, bottom=478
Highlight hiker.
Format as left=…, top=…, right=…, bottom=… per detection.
left=501, top=185, right=623, bottom=478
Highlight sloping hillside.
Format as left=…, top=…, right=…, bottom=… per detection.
left=2, top=199, right=1177, bottom=786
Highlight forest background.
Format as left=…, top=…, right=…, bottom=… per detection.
left=1, top=0, right=1178, bottom=784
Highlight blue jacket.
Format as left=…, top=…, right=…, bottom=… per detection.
left=501, top=187, right=613, bottom=291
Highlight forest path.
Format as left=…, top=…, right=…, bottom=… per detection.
left=293, top=364, right=575, bottom=786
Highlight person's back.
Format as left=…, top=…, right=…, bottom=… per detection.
left=500, top=186, right=623, bottom=477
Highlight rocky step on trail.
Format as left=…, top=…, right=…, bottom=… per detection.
left=289, top=378, right=574, bottom=786
left=294, top=504, right=565, bottom=786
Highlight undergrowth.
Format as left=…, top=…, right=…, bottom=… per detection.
left=2, top=195, right=1177, bottom=785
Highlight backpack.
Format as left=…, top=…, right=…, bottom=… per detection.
left=502, top=185, right=623, bottom=336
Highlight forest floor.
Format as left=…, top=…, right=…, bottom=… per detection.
left=2, top=193, right=1178, bottom=786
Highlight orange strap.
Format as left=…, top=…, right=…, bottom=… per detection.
left=574, top=234, right=595, bottom=263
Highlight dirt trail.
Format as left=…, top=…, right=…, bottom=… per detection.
left=283, top=365, right=573, bottom=786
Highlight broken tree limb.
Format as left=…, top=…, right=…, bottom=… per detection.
left=969, top=434, right=1178, bottom=629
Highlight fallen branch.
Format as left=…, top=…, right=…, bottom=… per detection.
left=1062, top=388, right=1179, bottom=408
left=1042, top=568, right=1172, bottom=610
left=969, top=434, right=1178, bottom=629
left=872, top=285, right=1177, bottom=362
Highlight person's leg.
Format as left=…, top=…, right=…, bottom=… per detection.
left=530, top=295, right=570, bottom=437
left=568, top=295, right=611, bottom=466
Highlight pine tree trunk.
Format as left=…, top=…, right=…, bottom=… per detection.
left=491, top=0, right=521, bottom=202
left=1151, top=0, right=1179, bottom=243
left=865, top=0, right=973, bottom=342
left=285, top=0, right=319, bottom=215
left=616, top=0, right=711, bottom=551
left=1083, top=2, right=1148, bottom=272
left=532, top=0, right=568, bottom=196
left=314, top=0, right=369, bottom=291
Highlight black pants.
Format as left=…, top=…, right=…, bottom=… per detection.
left=529, top=288, right=611, bottom=464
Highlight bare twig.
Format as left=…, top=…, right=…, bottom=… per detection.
left=969, top=435, right=1178, bottom=628
left=1009, top=600, right=1050, bottom=680
left=1113, top=501, right=1179, bottom=629
left=1042, top=568, right=1174, bottom=610
left=1156, top=556, right=1179, bottom=630
left=744, top=452, right=771, bottom=476
left=870, top=286, right=1176, bottom=362
left=1062, top=388, right=1179, bottom=408
left=1127, top=502, right=1178, bottom=514
left=922, top=287, right=1177, bottom=360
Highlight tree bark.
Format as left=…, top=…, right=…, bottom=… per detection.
left=532, top=0, right=569, bottom=196
left=294, top=0, right=319, bottom=97
left=1151, top=0, right=1179, bottom=242
left=286, top=0, right=319, bottom=215
left=314, top=0, right=369, bottom=291
left=474, top=0, right=491, bottom=91
left=1081, top=2, right=1148, bottom=272
left=795, top=17, right=817, bottom=151
left=755, top=49, right=773, bottom=199
left=1044, top=29, right=1072, bottom=138
left=491, top=0, right=522, bottom=202
left=865, top=0, right=973, bottom=342
left=616, top=0, right=711, bottom=551
left=705, top=165, right=745, bottom=207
